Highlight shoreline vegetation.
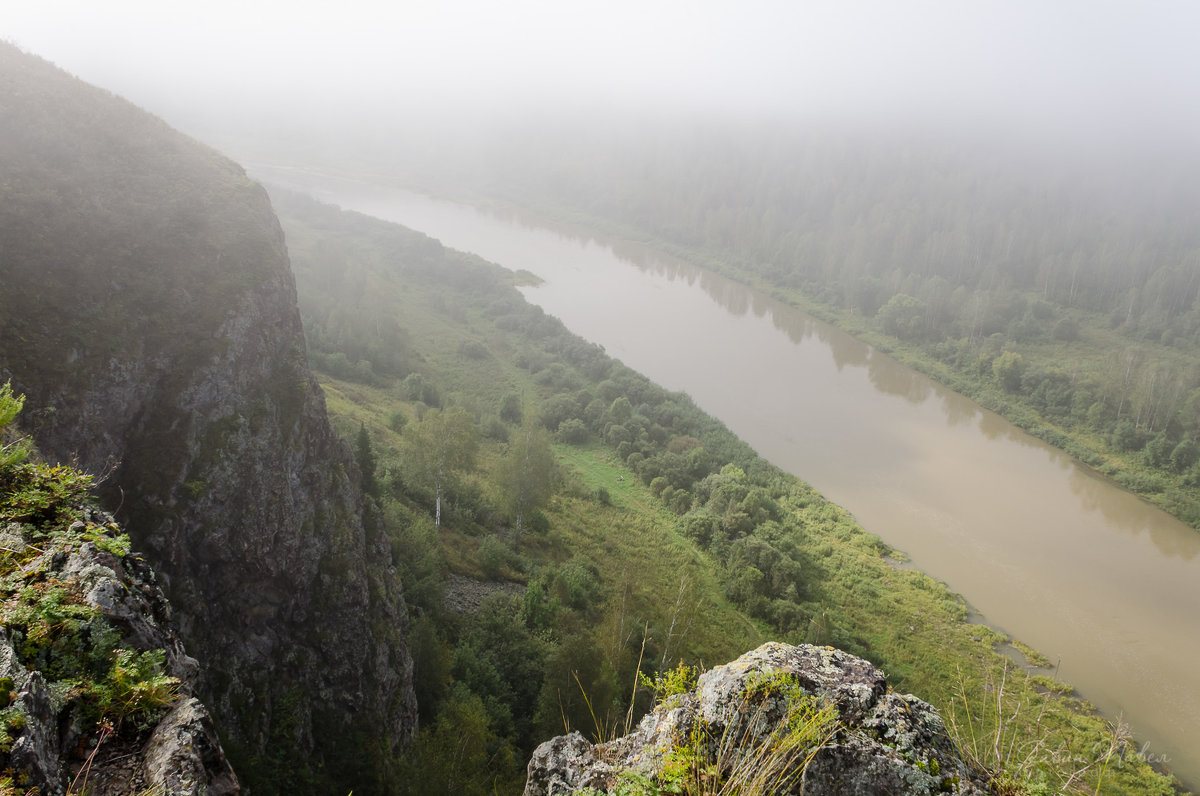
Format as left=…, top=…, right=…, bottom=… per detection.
left=495, top=194, right=1200, bottom=529
left=427, top=145, right=1200, bottom=537
left=271, top=183, right=1183, bottom=794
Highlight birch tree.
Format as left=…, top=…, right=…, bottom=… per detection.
left=497, top=419, right=554, bottom=546
left=405, top=406, right=477, bottom=526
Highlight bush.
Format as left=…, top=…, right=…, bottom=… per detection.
left=478, top=535, right=514, bottom=578
left=0, top=382, right=32, bottom=467
left=459, top=340, right=489, bottom=359
left=1110, top=419, right=1144, bottom=452
left=533, top=363, right=581, bottom=392
left=680, top=512, right=718, bottom=546
left=1143, top=432, right=1172, bottom=468
left=387, top=411, right=408, bottom=433
left=499, top=393, right=524, bottom=425
left=876, top=294, right=927, bottom=340
left=525, top=509, right=550, bottom=535
left=1085, top=401, right=1112, bottom=431
left=557, top=418, right=589, bottom=444
left=540, top=394, right=580, bottom=431
left=992, top=351, right=1025, bottom=393
left=553, top=558, right=601, bottom=610
left=1052, top=317, right=1080, bottom=341
left=606, top=424, right=632, bottom=446
left=402, top=373, right=442, bottom=407
left=1171, top=439, right=1199, bottom=473
left=482, top=416, right=509, bottom=442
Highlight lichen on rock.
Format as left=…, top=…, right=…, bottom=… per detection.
left=0, top=493, right=237, bottom=794
left=524, top=642, right=990, bottom=795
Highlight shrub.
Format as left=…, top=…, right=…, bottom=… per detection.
left=876, top=293, right=928, bottom=340
left=1110, top=419, right=1144, bottom=452
left=557, top=418, right=589, bottom=445
left=402, top=373, right=441, bottom=406
left=1170, top=438, right=1199, bottom=473
left=992, top=351, right=1025, bottom=393
left=478, top=535, right=513, bottom=578
left=0, top=431, right=181, bottom=737
left=1052, top=317, right=1080, bottom=341
left=482, top=416, right=509, bottom=442
left=387, top=410, right=408, bottom=433
left=499, top=393, right=524, bottom=425
left=458, top=340, right=489, bottom=359
left=0, top=382, right=32, bottom=467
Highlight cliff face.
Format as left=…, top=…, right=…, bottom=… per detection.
left=526, top=643, right=991, bottom=795
left=0, top=43, right=415, bottom=790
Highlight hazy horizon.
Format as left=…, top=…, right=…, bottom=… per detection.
left=7, top=1, right=1200, bottom=157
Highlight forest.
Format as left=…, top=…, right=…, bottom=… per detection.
left=271, top=186, right=1177, bottom=795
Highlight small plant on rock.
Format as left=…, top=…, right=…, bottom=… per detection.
left=639, top=661, right=699, bottom=705
left=0, top=382, right=32, bottom=468
left=0, top=387, right=182, bottom=777
left=636, top=669, right=840, bottom=796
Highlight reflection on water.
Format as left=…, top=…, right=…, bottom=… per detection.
left=977, top=407, right=1014, bottom=442
left=940, top=392, right=979, bottom=428
left=1067, top=465, right=1200, bottom=561
left=866, top=354, right=934, bottom=405
left=254, top=166, right=1200, bottom=789
left=828, top=330, right=871, bottom=371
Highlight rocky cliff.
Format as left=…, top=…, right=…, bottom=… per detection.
left=0, top=453, right=238, bottom=794
left=525, top=642, right=991, bottom=795
left=0, top=43, right=415, bottom=791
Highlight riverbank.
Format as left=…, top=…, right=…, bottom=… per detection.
left=436, top=184, right=1200, bottom=537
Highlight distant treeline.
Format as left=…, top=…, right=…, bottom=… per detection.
left=477, top=122, right=1197, bottom=326
left=446, top=120, right=1200, bottom=526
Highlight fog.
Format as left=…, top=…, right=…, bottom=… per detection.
left=8, top=3, right=1200, bottom=789
left=7, top=1, right=1200, bottom=157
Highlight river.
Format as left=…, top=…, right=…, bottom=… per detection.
left=256, top=166, right=1199, bottom=788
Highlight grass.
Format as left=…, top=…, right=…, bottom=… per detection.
left=945, top=660, right=1150, bottom=796
left=538, top=496, right=763, bottom=669
left=546, top=444, right=765, bottom=665
left=579, top=668, right=840, bottom=796
left=554, top=442, right=676, bottom=516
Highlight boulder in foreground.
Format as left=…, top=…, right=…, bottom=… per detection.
left=525, top=642, right=989, bottom=795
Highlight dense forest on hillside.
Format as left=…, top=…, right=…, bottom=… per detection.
left=270, top=186, right=1177, bottom=795
left=397, top=120, right=1200, bottom=528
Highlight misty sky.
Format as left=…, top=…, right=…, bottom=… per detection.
left=5, top=0, right=1200, bottom=163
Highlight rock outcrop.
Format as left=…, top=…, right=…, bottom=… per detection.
left=1, top=499, right=237, bottom=795
left=525, top=642, right=990, bottom=795
left=0, top=43, right=415, bottom=791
